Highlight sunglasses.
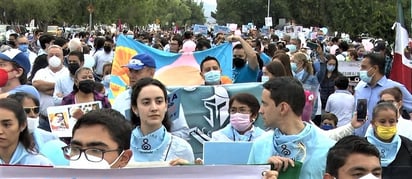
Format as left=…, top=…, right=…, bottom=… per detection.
left=24, top=106, right=40, bottom=114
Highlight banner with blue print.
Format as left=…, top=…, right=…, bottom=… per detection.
left=109, top=35, right=233, bottom=102
left=167, top=82, right=265, bottom=158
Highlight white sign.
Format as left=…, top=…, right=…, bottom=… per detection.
left=0, top=165, right=271, bottom=179
left=265, top=17, right=273, bottom=27
left=338, top=61, right=361, bottom=77
left=46, top=101, right=102, bottom=137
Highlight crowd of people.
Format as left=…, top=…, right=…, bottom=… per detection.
left=0, top=26, right=411, bottom=179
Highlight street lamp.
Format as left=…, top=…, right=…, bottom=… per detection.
left=267, top=0, right=270, bottom=17
left=87, top=3, right=94, bottom=33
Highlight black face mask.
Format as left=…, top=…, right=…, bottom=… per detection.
left=68, top=63, right=80, bottom=75
left=233, top=58, right=246, bottom=68
left=78, top=80, right=95, bottom=93
left=103, top=46, right=112, bottom=53
left=7, top=41, right=15, bottom=47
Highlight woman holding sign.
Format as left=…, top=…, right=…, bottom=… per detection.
left=61, top=67, right=111, bottom=118
left=0, top=98, right=52, bottom=165
left=211, top=93, right=265, bottom=142
left=130, top=78, right=194, bottom=163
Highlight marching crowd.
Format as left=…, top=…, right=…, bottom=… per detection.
left=0, top=27, right=411, bottom=179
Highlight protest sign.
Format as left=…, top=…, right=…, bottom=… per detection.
left=46, top=101, right=102, bottom=137
left=203, top=142, right=253, bottom=165
left=193, top=24, right=208, bottom=35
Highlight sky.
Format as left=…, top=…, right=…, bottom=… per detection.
left=194, top=0, right=217, bottom=17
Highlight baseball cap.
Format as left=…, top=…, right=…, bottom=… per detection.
left=0, top=49, right=30, bottom=74
left=373, top=41, right=386, bottom=52
left=125, top=53, right=156, bottom=70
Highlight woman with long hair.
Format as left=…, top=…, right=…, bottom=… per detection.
left=130, top=78, right=194, bottom=163
left=0, top=98, right=52, bottom=165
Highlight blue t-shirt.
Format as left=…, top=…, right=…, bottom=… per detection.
left=260, top=53, right=271, bottom=66
left=232, top=64, right=259, bottom=83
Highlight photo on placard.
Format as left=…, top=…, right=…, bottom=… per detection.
left=48, top=111, right=70, bottom=131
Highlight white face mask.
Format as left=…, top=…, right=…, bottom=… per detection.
left=359, top=173, right=380, bottom=179
left=27, top=117, right=39, bottom=134
left=69, top=151, right=124, bottom=169
left=102, top=75, right=111, bottom=87
left=48, top=55, right=62, bottom=68
left=261, top=75, right=270, bottom=83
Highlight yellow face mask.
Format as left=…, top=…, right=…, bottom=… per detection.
left=376, top=125, right=397, bottom=140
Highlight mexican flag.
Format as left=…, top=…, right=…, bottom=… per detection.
left=391, top=0, right=412, bottom=92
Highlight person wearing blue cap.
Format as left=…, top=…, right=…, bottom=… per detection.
left=112, top=53, right=190, bottom=139
left=0, top=49, right=40, bottom=100
left=112, top=53, right=157, bottom=120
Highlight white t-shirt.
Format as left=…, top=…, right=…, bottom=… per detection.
left=33, top=67, right=70, bottom=115
left=53, top=75, right=74, bottom=105
left=325, top=90, right=355, bottom=127
left=93, top=50, right=113, bottom=75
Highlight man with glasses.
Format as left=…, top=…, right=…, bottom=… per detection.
left=0, top=48, right=40, bottom=100
left=63, top=108, right=133, bottom=169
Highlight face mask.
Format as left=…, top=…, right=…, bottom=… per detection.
left=375, top=125, right=397, bottom=140
left=69, top=154, right=110, bottom=169
left=7, top=41, right=15, bottom=47
left=36, top=40, right=40, bottom=47
left=359, top=68, right=373, bottom=83
left=327, top=64, right=335, bottom=72
left=78, top=80, right=95, bottom=93
left=290, top=62, right=298, bottom=73
left=103, top=46, right=112, bottom=53
left=48, top=56, right=62, bottom=68
left=204, top=70, right=221, bottom=84
left=359, top=173, right=379, bottom=179
left=68, top=63, right=80, bottom=76
left=320, top=124, right=334, bottom=130
left=102, top=75, right=111, bottom=87
left=230, top=113, right=252, bottom=132
left=126, top=35, right=134, bottom=39
left=69, top=150, right=124, bottom=169
left=286, top=44, right=297, bottom=53
left=317, top=36, right=324, bottom=42
left=27, top=117, right=39, bottom=134
left=0, top=69, right=8, bottom=87
left=18, top=44, right=29, bottom=52
left=261, top=75, right=269, bottom=83
left=233, top=58, right=246, bottom=68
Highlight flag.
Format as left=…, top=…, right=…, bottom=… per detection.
left=391, top=0, right=412, bottom=92
left=108, top=35, right=233, bottom=102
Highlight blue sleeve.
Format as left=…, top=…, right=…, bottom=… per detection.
left=316, top=61, right=326, bottom=83
left=399, top=85, right=412, bottom=113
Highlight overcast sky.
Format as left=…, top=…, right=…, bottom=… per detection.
left=194, top=0, right=217, bottom=17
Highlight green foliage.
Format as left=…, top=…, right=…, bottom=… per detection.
left=214, top=0, right=411, bottom=42
left=0, top=0, right=205, bottom=30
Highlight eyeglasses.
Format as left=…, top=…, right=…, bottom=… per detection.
left=377, top=100, right=396, bottom=105
left=229, top=107, right=251, bottom=114
left=61, top=146, right=121, bottom=162
left=23, top=106, right=40, bottom=114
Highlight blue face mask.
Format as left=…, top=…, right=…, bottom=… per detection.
left=290, top=62, right=298, bottom=73
left=359, top=68, right=374, bottom=83
left=320, top=124, right=334, bottom=130
left=286, top=44, right=297, bottom=53
left=18, top=44, right=28, bottom=52
left=204, top=70, right=221, bottom=84
left=317, top=36, right=324, bottom=42
left=261, top=75, right=269, bottom=83
left=326, top=64, right=335, bottom=72
left=126, top=34, right=134, bottom=39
